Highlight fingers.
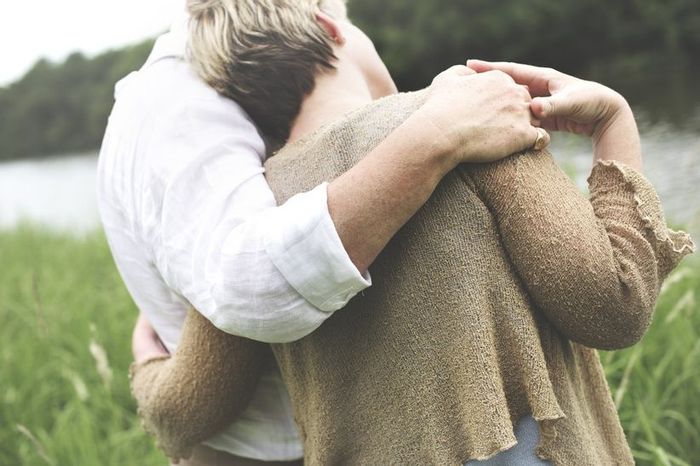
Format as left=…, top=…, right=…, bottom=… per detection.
left=531, top=97, right=552, bottom=119
left=465, top=59, right=500, bottom=73
left=453, top=65, right=477, bottom=77
left=467, top=59, right=558, bottom=97
left=531, top=95, right=574, bottom=119
left=467, top=59, right=545, bottom=81
left=132, top=314, right=170, bottom=362
left=431, top=65, right=477, bottom=89
left=437, top=64, right=476, bottom=79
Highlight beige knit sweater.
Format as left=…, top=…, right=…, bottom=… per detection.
left=130, top=309, right=272, bottom=460
left=131, top=90, right=694, bottom=465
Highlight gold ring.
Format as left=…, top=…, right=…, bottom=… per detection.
left=533, top=128, right=548, bottom=150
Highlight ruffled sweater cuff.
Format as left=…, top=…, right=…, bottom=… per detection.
left=588, top=160, right=695, bottom=277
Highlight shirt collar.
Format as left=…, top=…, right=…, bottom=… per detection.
left=114, top=8, right=189, bottom=100
left=143, top=10, right=189, bottom=68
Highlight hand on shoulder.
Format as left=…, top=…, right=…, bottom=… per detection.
left=416, top=64, right=549, bottom=166
left=468, top=60, right=642, bottom=170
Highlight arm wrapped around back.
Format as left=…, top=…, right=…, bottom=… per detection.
left=129, top=309, right=268, bottom=461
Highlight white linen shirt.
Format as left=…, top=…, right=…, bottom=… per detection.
left=97, top=17, right=370, bottom=461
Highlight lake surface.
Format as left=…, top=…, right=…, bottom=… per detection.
left=550, top=116, right=700, bottom=240
left=0, top=153, right=100, bottom=234
left=0, top=105, right=698, bottom=240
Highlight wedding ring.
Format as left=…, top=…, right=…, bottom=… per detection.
left=532, top=127, right=548, bottom=150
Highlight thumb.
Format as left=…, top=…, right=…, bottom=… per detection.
left=532, top=93, right=578, bottom=119
left=465, top=59, right=493, bottom=73
left=531, top=97, right=553, bottom=119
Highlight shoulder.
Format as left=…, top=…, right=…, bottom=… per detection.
left=341, top=90, right=428, bottom=131
left=115, top=59, right=257, bottom=133
left=275, top=91, right=427, bottom=163
left=106, top=58, right=266, bottom=172
left=100, top=58, right=268, bottom=206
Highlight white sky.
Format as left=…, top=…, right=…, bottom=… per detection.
left=0, top=0, right=185, bottom=86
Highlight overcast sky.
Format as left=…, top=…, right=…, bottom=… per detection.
left=0, top=0, right=186, bottom=86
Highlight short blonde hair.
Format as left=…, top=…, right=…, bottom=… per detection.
left=186, top=0, right=348, bottom=145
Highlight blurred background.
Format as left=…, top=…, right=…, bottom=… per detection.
left=0, top=1, right=698, bottom=465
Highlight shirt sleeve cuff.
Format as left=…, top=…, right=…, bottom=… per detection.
left=264, top=183, right=372, bottom=312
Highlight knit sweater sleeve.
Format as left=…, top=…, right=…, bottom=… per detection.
left=465, top=150, right=694, bottom=350
left=129, top=309, right=267, bottom=461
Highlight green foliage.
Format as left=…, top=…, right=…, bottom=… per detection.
left=0, top=227, right=166, bottom=465
left=1, top=2, right=700, bottom=159
left=601, top=262, right=700, bottom=466
left=0, top=40, right=153, bottom=161
left=0, top=227, right=697, bottom=465
left=349, top=0, right=700, bottom=91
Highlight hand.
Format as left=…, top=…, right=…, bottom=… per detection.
left=466, top=60, right=627, bottom=138
left=467, top=60, right=641, bottom=170
left=418, top=65, right=550, bottom=165
left=132, top=313, right=169, bottom=363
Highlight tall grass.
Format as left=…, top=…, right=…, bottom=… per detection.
left=0, top=227, right=697, bottom=465
left=0, top=227, right=166, bottom=465
left=601, top=256, right=699, bottom=466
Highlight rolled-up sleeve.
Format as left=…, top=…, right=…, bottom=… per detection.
left=147, top=97, right=370, bottom=343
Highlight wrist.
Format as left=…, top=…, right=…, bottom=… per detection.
left=594, top=89, right=628, bottom=130
left=408, top=109, right=461, bottom=172
left=592, top=99, right=642, bottom=171
left=592, top=91, right=631, bottom=141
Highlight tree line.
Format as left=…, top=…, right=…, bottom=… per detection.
left=0, top=40, right=154, bottom=161
left=352, top=0, right=700, bottom=90
left=1, top=0, right=699, bottom=161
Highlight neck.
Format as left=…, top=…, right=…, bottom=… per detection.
left=288, top=59, right=374, bottom=144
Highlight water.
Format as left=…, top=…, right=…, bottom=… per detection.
left=0, top=109, right=698, bottom=240
left=0, top=153, right=99, bottom=234
left=550, top=114, right=700, bottom=240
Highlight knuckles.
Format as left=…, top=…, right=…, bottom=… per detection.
left=484, top=69, right=515, bottom=84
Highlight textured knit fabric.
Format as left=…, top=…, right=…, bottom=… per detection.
left=131, top=90, right=694, bottom=465
left=264, top=90, right=694, bottom=465
left=130, top=309, right=270, bottom=460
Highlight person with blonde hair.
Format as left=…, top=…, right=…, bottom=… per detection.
left=127, top=0, right=694, bottom=464
left=98, top=0, right=550, bottom=464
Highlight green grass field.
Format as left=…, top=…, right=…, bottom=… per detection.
left=1, top=227, right=697, bottom=466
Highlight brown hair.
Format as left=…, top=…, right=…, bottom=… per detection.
left=186, top=0, right=347, bottom=146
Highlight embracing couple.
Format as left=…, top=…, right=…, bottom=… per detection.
left=98, top=1, right=694, bottom=465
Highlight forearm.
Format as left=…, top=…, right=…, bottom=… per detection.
left=156, top=67, right=542, bottom=342
left=328, top=111, right=455, bottom=272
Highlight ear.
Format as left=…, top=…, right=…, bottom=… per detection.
left=315, top=11, right=346, bottom=45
